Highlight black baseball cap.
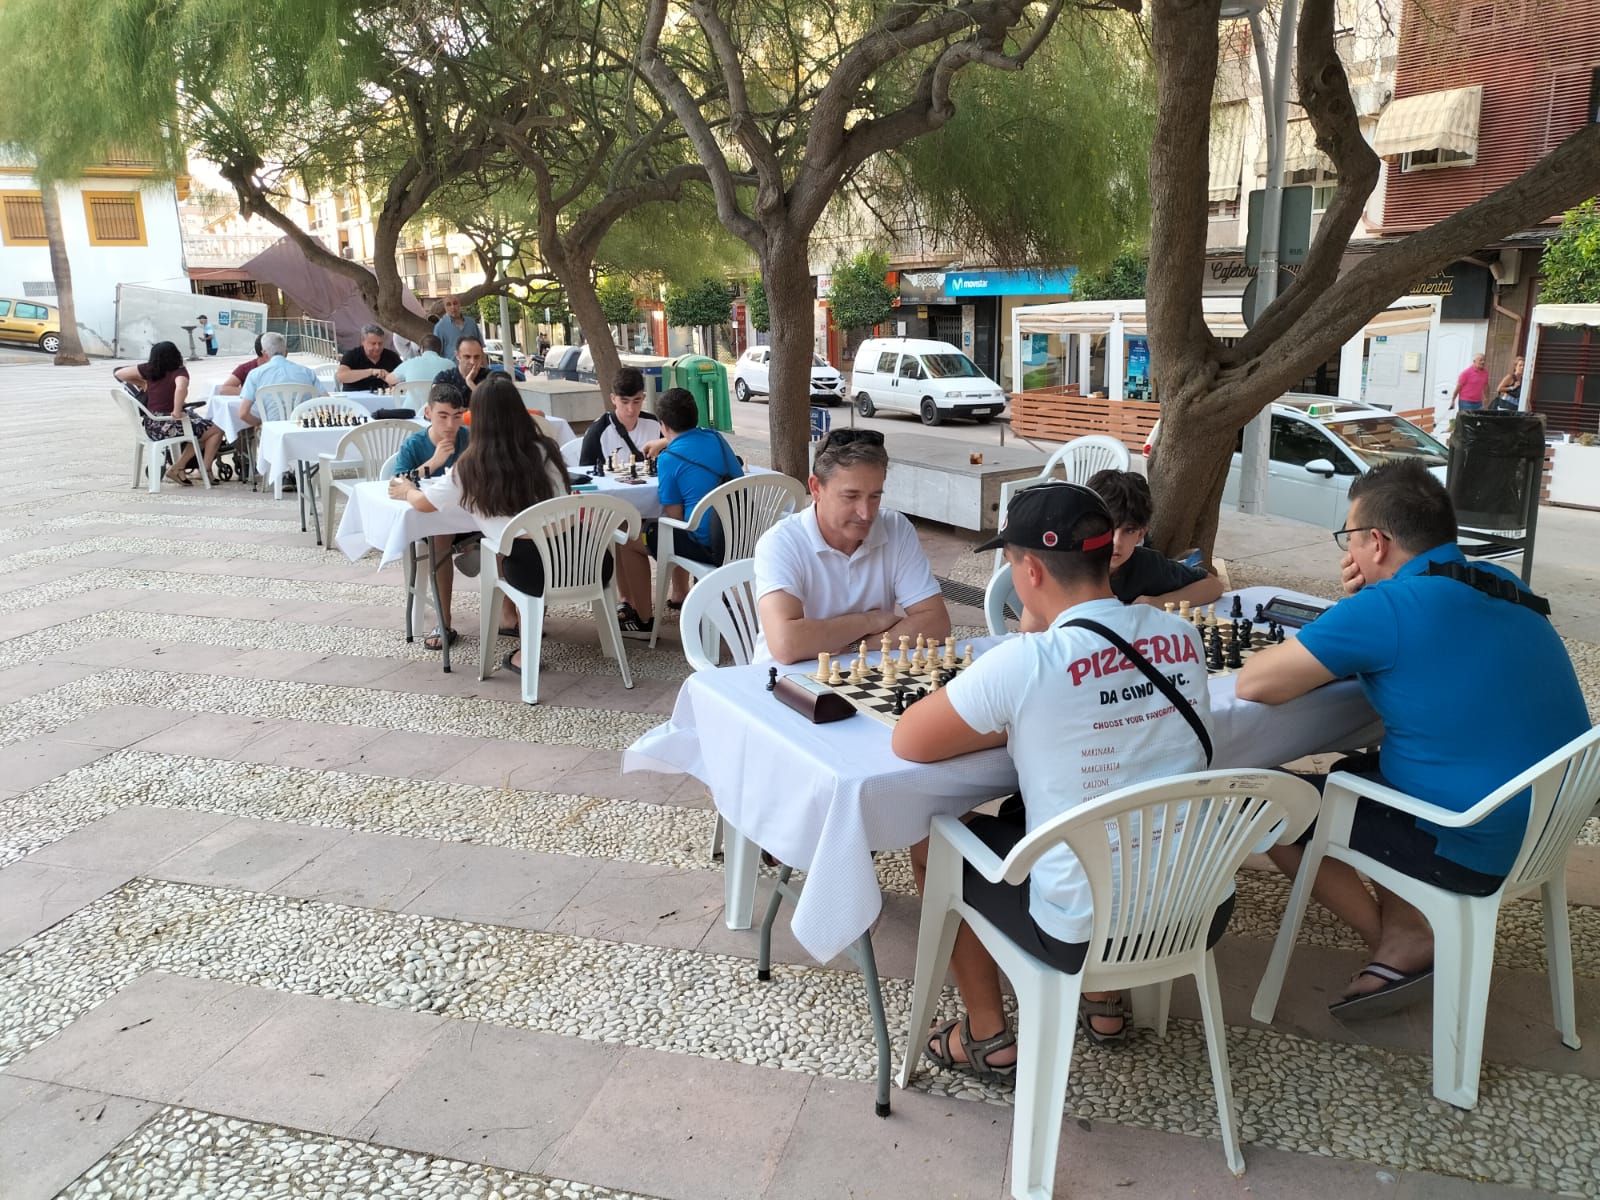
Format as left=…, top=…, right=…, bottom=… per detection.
left=975, top=481, right=1114, bottom=554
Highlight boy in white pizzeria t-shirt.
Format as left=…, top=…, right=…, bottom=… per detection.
left=893, top=482, right=1218, bottom=1079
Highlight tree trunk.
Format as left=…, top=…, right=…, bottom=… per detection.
left=558, top=263, right=622, bottom=393
left=40, top=183, right=88, bottom=366
left=761, top=233, right=818, bottom=479
left=1146, top=374, right=1240, bottom=562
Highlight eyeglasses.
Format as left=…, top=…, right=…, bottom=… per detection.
left=1331, top=525, right=1383, bottom=552
left=817, top=428, right=885, bottom=453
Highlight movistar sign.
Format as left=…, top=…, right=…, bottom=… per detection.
left=944, top=268, right=1077, bottom=297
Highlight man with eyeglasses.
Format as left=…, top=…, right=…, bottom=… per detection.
left=752, top=428, right=950, bottom=665
left=1237, top=459, right=1586, bottom=1018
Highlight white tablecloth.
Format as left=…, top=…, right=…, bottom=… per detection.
left=624, top=585, right=1382, bottom=963
left=202, top=395, right=251, bottom=439
left=334, top=479, right=481, bottom=567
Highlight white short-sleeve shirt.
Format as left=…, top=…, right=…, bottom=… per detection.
left=943, top=598, right=1213, bottom=943
left=751, top=506, right=941, bottom=664
left=420, top=457, right=568, bottom=546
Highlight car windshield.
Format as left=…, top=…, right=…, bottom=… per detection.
left=812, top=354, right=830, bottom=367
left=923, top=353, right=982, bottom=379
left=1324, top=415, right=1448, bottom=467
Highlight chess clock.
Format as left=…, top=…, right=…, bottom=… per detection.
left=1256, top=595, right=1330, bottom=629
left=773, top=672, right=856, bottom=724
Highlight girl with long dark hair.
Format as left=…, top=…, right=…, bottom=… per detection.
left=114, top=340, right=225, bottom=485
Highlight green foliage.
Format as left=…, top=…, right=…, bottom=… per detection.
left=597, top=196, right=755, bottom=286
left=1073, top=250, right=1149, bottom=301
left=1540, top=200, right=1600, bottom=305
left=826, top=251, right=895, bottom=333
left=886, top=14, right=1154, bottom=272
left=746, top=278, right=770, bottom=334
left=597, top=276, right=641, bottom=325
left=477, top=295, right=524, bottom=326
left=664, top=278, right=735, bottom=328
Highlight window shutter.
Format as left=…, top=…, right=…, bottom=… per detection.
left=84, top=193, right=145, bottom=244
left=0, top=193, right=47, bottom=244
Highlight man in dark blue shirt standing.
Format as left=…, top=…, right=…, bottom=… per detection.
left=1237, top=459, right=1588, bottom=1017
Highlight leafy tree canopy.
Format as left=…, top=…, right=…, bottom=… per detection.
left=664, top=278, right=735, bottom=328
left=597, top=275, right=641, bottom=325
left=827, top=251, right=895, bottom=333
left=1539, top=199, right=1600, bottom=305
left=1073, top=249, right=1148, bottom=301
left=746, top=278, right=770, bottom=334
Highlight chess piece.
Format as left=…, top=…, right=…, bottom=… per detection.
left=931, top=668, right=944, bottom=691
left=892, top=688, right=908, bottom=716
left=943, top=636, right=957, bottom=669
left=1255, top=603, right=1267, bottom=622
left=766, top=667, right=778, bottom=692
left=816, top=652, right=830, bottom=683
left=1225, top=637, right=1243, bottom=670
left=1164, top=602, right=1176, bottom=615
left=828, top=659, right=843, bottom=686
left=962, top=644, right=974, bottom=668
left=879, top=634, right=892, bottom=663
left=1230, top=594, right=1243, bottom=620
left=898, top=635, right=911, bottom=667
left=882, top=658, right=897, bottom=687
left=1178, top=600, right=1190, bottom=620
left=1206, top=604, right=1217, bottom=622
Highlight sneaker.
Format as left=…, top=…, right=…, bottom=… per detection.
left=616, top=603, right=654, bottom=640
left=453, top=541, right=481, bottom=578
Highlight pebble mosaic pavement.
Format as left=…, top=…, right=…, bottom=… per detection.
left=1, top=362, right=1598, bottom=1199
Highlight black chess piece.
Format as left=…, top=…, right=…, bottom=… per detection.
left=892, top=688, right=907, bottom=716
left=1207, top=643, right=1225, bottom=672
left=766, top=667, right=778, bottom=692
left=647, top=456, right=658, bottom=477
left=1255, top=603, right=1266, bottom=622
left=1230, top=594, right=1243, bottom=620
left=1225, top=638, right=1243, bottom=670
left=1240, top=619, right=1253, bottom=645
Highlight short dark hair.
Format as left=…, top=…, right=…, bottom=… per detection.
left=814, top=435, right=889, bottom=483
left=1004, top=509, right=1114, bottom=586
left=657, top=387, right=699, bottom=432
left=421, top=334, right=442, bottom=353
left=427, top=383, right=466, bottom=409
left=1087, top=469, right=1153, bottom=529
left=457, top=335, right=484, bottom=353
left=613, top=366, right=645, bottom=398
left=253, top=335, right=264, bottom=356
left=1346, top=459, right=1456, bottom=554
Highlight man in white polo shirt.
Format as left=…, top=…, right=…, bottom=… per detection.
left=894, top=482, right=1216, bottom=1078
left=753, top=429, right=950, bottom=665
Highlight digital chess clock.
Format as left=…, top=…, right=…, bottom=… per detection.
left=1256, top=595, right=1330, bottom=629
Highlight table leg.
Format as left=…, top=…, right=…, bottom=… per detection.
left=756, top=865, right=791, bottom=982
left=403, top=543, right=418, bottom=643
left=723, top=825, right=761, bottom=930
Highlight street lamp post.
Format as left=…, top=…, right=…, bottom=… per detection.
left=1224, top=0, right=1299, bottom=516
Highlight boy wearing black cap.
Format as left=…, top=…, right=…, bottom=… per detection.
left=894, top=481, right=1217, bottom=1077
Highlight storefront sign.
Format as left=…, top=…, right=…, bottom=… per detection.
left=945, top=268, right=1077, bottom=297
left=897, top=271, right=946, bottom=304
left=1411, top=262, right=1491, bottom=320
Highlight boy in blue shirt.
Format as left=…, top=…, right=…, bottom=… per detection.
left=1237, top=459, right=1587, bottom=1017
left=391, top=385, right=475, bottom=649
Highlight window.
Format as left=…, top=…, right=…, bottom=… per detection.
left=875, top=351, right=899, bottom=373
left=82, top=191, right=147, bottom=245
left=0, top=191, right=47, bottom=245
left=1208, top=197, right=1239, bottom=220
left=897, top=355, right=924, bottom=381
left=1271, top=415, right=1357, bottom=474
left=15, top=302, right=49, bottom=320
left=0, top=301, right=10, bottom=317
left=1401, top=147, right=1475, bottom=171
left=1288, top=163, right=1339, bottom=211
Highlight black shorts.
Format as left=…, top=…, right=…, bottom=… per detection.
left=641, top=517, right=723, bottom=566
left=1294, top=753, right=1504, bottom=898
left=962, top=795, right=1235, bottom=975
left=501, top=540, right=614, bottom=598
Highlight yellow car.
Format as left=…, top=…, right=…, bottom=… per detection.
left=0, top=296, right=62, bottom=354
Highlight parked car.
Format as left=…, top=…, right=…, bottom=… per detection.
left=481, top=338, right=526, bottom=368
left=1143, top=395, right=1448, bottom=528
left=849, top=337, right=1006, bottom=426
left=733, top=346, right=848, bottom=406
left=543, top=344, right=584, bottom=381
left=0, top=296, right=61, bottom=354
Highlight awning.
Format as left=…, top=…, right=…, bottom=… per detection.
left=188, top=267, right=253, bottom=283
left=1363, top=304, right=1435, bottom=337
left=1209, top=103, right=1248, bottom=201
left=1372, top=85, right=1481, bottom=158
left=1255, top=119, right=1328, bottom=176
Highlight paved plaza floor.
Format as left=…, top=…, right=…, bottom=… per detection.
left=0, top=357, right=1597, bottom=1199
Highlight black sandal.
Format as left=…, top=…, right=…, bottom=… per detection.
left=500, top=651, right=521, bottom=675
left=1078, top=995, right=1129, bottom=1045
left=923, top=1017, right=1017, bottom=1083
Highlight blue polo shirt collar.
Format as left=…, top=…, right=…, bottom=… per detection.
left=1392, top=542, right=1464, bottom=580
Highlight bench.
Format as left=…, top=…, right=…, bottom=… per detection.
left=879, top=433, right=1047, bottom=531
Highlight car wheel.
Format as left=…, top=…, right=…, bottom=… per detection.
left=974, top=414, right=994, bottom=424
left=40, top=332, right=61, bottom=355
left=919, top=397, right=942, bottom=426
left=855, top=392, right=875, bottom=418
left=735, top=379, right=751, bottom=402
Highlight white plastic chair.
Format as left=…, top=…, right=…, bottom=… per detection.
left=1253, top=725, right=1600, bottom=1110
left=316, top=419, right=420, bottom=546
left=678, top=559, right=762, bottom=864
left=984, top=561, right=1022, bottom=636
left=111, top=388, right=212, bottom=495
left=902, top=770, right=1320, bottom=1197
left=282, top=397, right=374, bottom=533
left=478, top=494, right=639, bottom=704
left=649, top=473, right=808, bottom=648
left=561, top=437, right=584, bottom=468
left=994, top=435, right=1132, bottom=570
left=251, top=382, right=317, bottom=423
left=313, top=362, right=340, bottom=386
left=394, top=379, right=436, bottom=407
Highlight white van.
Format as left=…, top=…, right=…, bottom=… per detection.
left=849, top=337, right=1006, bottom=426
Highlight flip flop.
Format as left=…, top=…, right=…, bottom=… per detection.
left=500, top=651, right=521, bottom=675
left=423, top=626, right=458, bottom=651
left=1328, top=962, right=1434, bottom=1021
left=497, top=626, right=519, bottom=636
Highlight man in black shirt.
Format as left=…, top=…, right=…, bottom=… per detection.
left=1087, top=469, right=1224, bottom=609
left=432, top=335, right=493, bottom=402
left=336, top=323, right=403, bottom=391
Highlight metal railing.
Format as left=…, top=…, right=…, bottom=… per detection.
left=266, top=318, right=338, bottom=361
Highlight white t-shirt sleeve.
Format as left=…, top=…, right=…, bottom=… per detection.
left=753, top=520, right=806, bottom=603
left=888, top=512, right=942, bottom=608
left=419, top=469, right=465, bottom=516
left=944, top=636, right=1027, bottom=736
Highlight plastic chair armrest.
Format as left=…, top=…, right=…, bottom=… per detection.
left=1323, top=770, right=1521, bottom=829
left=657, top=514, right=694, bottom=533
left=930, top=813, right=1007, bottom=883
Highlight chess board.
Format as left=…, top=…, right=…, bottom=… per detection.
left=804, top=661, right=965, bottom=726
left=295, top=409, right=368, bottom=429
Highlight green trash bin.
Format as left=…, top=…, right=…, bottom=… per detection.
left=669, top=354, right=733, bottom=432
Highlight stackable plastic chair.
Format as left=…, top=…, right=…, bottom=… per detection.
left=315, top=418, right=419, bottom=546
left=678, top=559, right=762, bottom=863
left=1253, top=725, right=1600, bottom=1109
left=984, top=561, right=1022, bottom=635
left=276, top=397, right=375, bottom=534
left=111, top=388, right=212, bottom=495
left=313, top=362, right=340, bottom=386
left=561, top=437, right=584, bottom=468
left=902, top=770, right=1321, bottom=1197
left=650, top=473, right=808, bottom=647
left=251, top=382, right=317, bottom=423
left=394, top=379, right=435, bottom=407
left=478, top=494, right=639, bottom=704
left=994, top=435, right=1131, bottom=570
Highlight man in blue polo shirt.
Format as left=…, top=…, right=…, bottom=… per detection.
left=1237, top=459, right=1587, bottom=1018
